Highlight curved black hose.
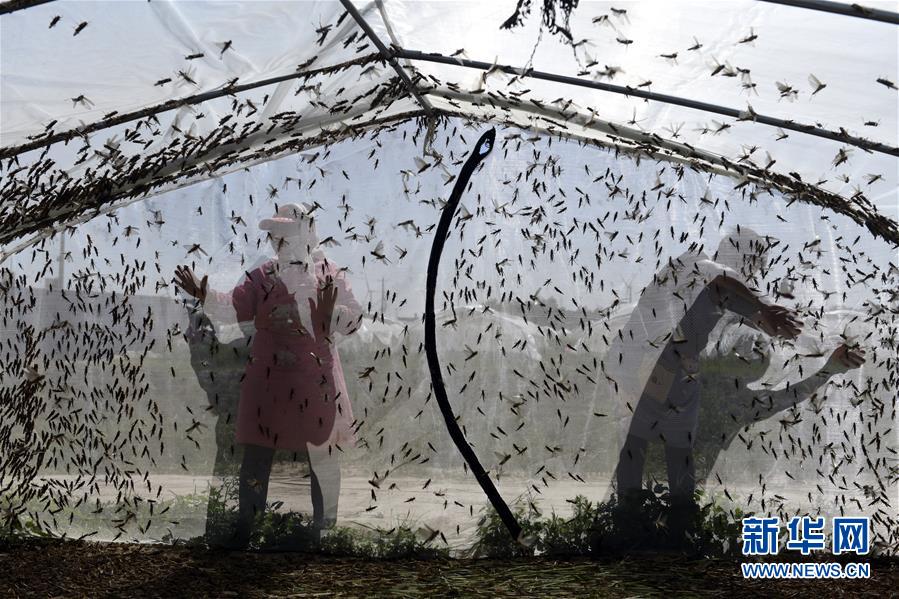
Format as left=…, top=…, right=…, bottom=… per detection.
left=424, top=128, right=523, bottom=542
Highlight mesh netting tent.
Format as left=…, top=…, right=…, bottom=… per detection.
left=1, top=0, right=897, bottom=556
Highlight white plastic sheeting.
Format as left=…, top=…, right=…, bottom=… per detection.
left=2, top=1, right=363, bottom=144
left=0, top=0, right=897, bottom=554
left=1, top=1, right=896, bottom=249
left=377, top=1, right=898, bottom=208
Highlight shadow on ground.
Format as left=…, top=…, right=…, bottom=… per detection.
left=1, top=539, right=896, bottom=598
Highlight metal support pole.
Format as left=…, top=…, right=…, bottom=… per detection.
left=0, top=0, right=56, bottom=16
left=338, top=0, right=434, bottom=116
left=757, top=0, right=899, bottom=25
left=396, top=48, right=898, bottom=157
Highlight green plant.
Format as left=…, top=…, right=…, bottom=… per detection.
left=470, top=489, right=744, bottom=559
left=322, top=524, right=448, bottom=559
left=691, top=489, right=744, bottom=557
left=535, top=496, right=604, bottom=556
left=0, top=511, right=55, bottom=550
left=469, top=499, right=542, bottom=558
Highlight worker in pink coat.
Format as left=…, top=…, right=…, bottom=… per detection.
left=175, top=203, right=363, bottom=546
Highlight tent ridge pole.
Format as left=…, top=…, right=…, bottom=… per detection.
left=0, top=53, right=383, bottom=160
left=338, top=0, right=435, bottom=117
left=756, top=0, right=899, bottom=25
left=1, top=108, right=429, bottom=259
left=396, top=48, right=898, bottom=158
left=0, top=0, right=56, bottom=16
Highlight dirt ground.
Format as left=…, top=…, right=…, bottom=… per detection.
left=43, top=471, right=859, bottom=551
left=1, top=541, right=896, bottom=598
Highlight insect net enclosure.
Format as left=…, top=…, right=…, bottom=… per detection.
left=1, top=0, right=897, bottom=554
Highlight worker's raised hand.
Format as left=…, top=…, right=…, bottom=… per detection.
left=825, top=343, right=866, bottom=372
left=757, top=304, right=802, bottom=339
left=174, top=265, right=207, bottom=302
left=308, top=283, right=338, bottom=341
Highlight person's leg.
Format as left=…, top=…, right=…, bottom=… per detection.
left=664, top=443, right=698, bottom=548
left=307, top=443, right=341, bottom=529
left=664, top=444, right=696, bottom=500
left=617, top=434, right=648, bottom=495
left=236, top=444, right=275, bottom=544
left=610, top=434, right=651, bottom=549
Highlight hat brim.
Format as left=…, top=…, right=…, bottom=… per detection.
left=259, top=217, right=298, bottom=231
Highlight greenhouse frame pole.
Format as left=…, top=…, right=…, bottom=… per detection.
left=423, top=127, right=525, bottom=544
left=0, top=0, right=56, bottom=15
left=338, top=0, right=435, bottom=117
left=395, top=48, right=899, bottom=157
left=0, top=53, right=384, bottom=160
left=756, top=0, right=899, bottom=25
